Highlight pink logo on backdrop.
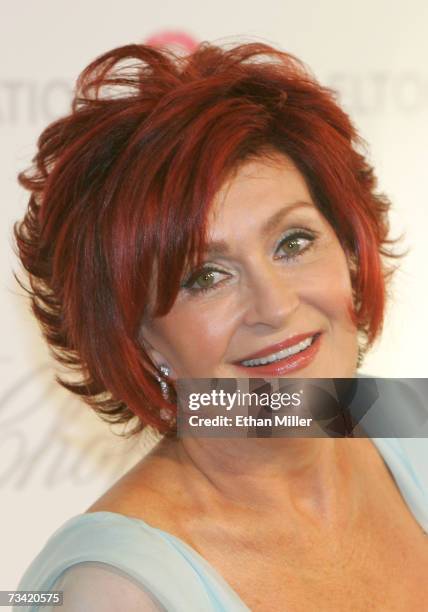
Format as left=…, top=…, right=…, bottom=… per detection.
left=144, top=30, right=199, bottom=52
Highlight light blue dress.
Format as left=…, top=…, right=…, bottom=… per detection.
left=14, top=437, right=428, bottom=611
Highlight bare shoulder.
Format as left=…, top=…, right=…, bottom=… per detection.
left=85, top=438, right=187, bottom=534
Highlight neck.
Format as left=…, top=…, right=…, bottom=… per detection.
left=153, top=436, right=367, bottom=529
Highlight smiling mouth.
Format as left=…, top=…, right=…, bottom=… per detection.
left=238, top=333, right=321, bottom=367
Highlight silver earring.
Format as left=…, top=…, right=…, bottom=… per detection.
left=156, top=364, right=170, bottom=400
left=156, top=365, right=176, bottom=423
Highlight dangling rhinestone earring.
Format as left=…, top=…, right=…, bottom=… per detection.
left=156, top=364, right=170, bottom=400
left=156, top=365, right=175, bottom=423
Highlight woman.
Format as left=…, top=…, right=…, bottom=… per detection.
left=13, top=41, right=428, bottom=611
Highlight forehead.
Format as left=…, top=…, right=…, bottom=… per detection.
left=206, top=153, right=316, bottom=240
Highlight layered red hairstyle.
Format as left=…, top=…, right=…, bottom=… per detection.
left=14, top=41, right=400, bottom=437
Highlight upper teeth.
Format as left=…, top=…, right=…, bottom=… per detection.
left=241, top=336, right=314, bottom=367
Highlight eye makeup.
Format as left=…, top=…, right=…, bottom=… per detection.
left=181, top=226, right=319, bottom=295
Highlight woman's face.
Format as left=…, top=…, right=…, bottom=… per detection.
left=141, top=153, right=359, bottom=379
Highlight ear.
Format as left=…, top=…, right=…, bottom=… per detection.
left=138, top=330, right=176, bottom=380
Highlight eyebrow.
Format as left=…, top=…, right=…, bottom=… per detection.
left=204, top=199, right=315, bottom=256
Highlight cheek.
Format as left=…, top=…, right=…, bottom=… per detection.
left=300, top=248, right=356, bottom=328
left=297, top=251, right=358, bottom=375
left=146, top=296, right=239, bottom=376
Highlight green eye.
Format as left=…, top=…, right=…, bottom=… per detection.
left=182, top=267, right=228, bottom=293
left=181, top=230, right=316, bottom=296
left=281, top=237, right=301, bottom=254
left=194, top=270, right=216, bottom=289
left=276, top=231, right=314, bottom=259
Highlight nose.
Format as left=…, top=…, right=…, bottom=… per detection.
left=242, top=262, right=300, bottom=329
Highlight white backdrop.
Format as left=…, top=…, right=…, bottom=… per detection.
left=2, top=0, right=428, bottom=595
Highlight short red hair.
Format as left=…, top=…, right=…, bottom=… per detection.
left=14, top=42, right=400, bottom=436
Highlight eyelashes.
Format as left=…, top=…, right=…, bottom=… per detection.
left=274, top=229, right=316, bottom=261
left=181, top=228, right=317, bottom=295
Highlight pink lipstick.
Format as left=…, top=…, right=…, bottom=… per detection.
left=232, top=331, right=322, bottom=376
